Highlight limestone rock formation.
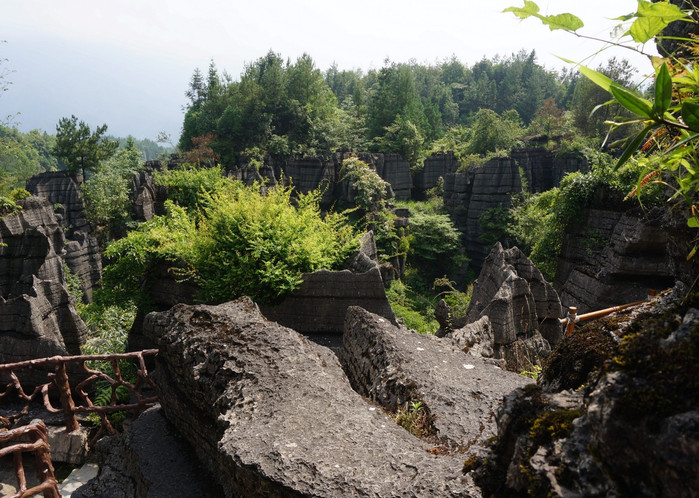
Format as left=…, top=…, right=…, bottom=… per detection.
left=469, top=287, right=699, bottom=497
left=511, top=147, right=588, bottom=193
left=73, top=406, right=222, bottom=498
left=359, top=152, right=413, bottom=200
left=339, top=306, right=531, bottom=451
left=130, top=171, right=166, bottom=222
left=465, top=243, right=562, bottom=371
left=414, top=152, right=459, bottom=199
left=440, top=149, right=587, bottom=271
left=555, top=192, right=676, bottom=313
left=0, top=274, right=86, bottom=361
left=260, top=231, right=396, bottom=335
left=260, top=267, right=396, bottom=335
left=26, top=172, right=102, bottom=302
left=443, top=158, right=523, bottom=269
left=143, top=298, right=477, bottom=497
left=0, top=197, right=88, bottom=386
left=450, top=315, right=498, bottom=361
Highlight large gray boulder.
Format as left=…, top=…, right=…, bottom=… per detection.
left=142, top=298, right=477, bottom=497
left=339, top=306, right=531, bottom=451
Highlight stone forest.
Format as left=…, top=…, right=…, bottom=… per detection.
left=1, top=2, right=698, bottom=497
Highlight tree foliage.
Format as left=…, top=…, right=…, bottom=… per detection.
left=506, top=0, right=699, bottom=256
left=0, top=126, right=58, bottom=195
left=177, top=51, right=568, bottom=169
left=53, top=115, right=118, bottom=179
left=81, top=137, right=142, bottom=242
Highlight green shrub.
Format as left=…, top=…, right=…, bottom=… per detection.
left=9, top=188, right=31, bottom=201
left=0, top=196, right=22, bottom=216
left=102, top=201, right=197, bottom=309
left=479, top=205, right=512, bottom=247
left=433, top=277, right=472, bottom=318
left=63, top=263, right=84, bottom=304
left=194, top=182, right=357, bottom=303
left=154, top=164, right=228, bottom=212
left=103, top=181, right=358, bottom=306
left=386, top=279, right=439, bottom=334
left=507, top=162, right=664, bottom=280
left=340, top=156, right=392, bottom=214
left=407, top=211, right=465, bottom=281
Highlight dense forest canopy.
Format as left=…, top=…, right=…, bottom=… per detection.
left=178, top=50, right=602, bottom=168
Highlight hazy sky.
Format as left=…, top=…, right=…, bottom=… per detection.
left=2, top=0, right=657, bottom=141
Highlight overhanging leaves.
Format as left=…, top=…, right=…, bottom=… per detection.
left=610, top=83, right=654, bottom=118
left=503, top=1, right=540, bottom=19
left=504, top=2, right=583, bottom=31
left=614, top=124, right=656, bottom=170
left=542, top=13, right=584, bottom=31
left=628, top=0, right=690, bottom=43
left=681, top=102, right=699, bottom=132
left=654, top=63, right=672, bottom=116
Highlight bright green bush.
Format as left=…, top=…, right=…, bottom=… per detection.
left=102, top=201, right=197, bottom=308
left=0, top=196, right=22, bottom=216
left=507, top=162, right=665, bottom=280
left=386, top=279, right=438, bottom=334
left=154, top=164, right=228, bottom=211
left=9, top=188, right=31, bottom=201
left=194, top=182, right=357, bottom=303
left=103, top=180, right=358, bottom=306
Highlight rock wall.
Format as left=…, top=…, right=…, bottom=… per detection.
left=413, top=151, right=460, bottom=199
left=443, top=158, right=523, bottom=269
left=26, top=172, right=102, bottom=302
left=554, top=189, right=677, bottom=313
left=230, top=152, right=413, bottom=206
left=260, top=232, right=396, bottom=334
left=511, top=147, right=588, bottom=193
left=143, top=298, right=477, bottom=497
left=0, top=197, right=88, bottom=386
left=359, top=152, right=413, bottom=200
left=441, top=151, right=587, bottom=271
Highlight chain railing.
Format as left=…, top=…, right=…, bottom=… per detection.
left=0, top=419, right=60, bottom=498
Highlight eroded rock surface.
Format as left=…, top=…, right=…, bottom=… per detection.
left=73, top=406, right=222, bottom=498
left=260, top=231, right=396, bottom=335
left=26, top=172, right=102, bottom=302
left=462, top=243, right=561, bottom=371
left=340, top=307, right=530, bottom=451
left=0, top=197, right=87, bottom=386
left=143, top=298, right=477, bottom=497
left=555, top=198, right=675, bottom=313
left=470, top=287, right=699, bottom=497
